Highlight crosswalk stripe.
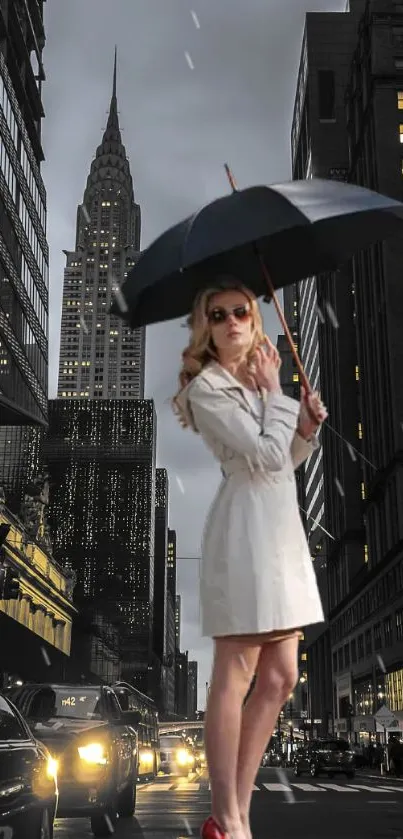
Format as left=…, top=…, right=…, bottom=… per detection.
left=263, top=783, right=291, bottom=792
left=317, top=784, right=359, bottom=792
left=349, top=785, right=393, bottom=793
left=208, top=784, right=259, bottom=792
left=376, top=786, right=403, bottom=793
left=144, top=783, right=173, bottom=791
left=292, top=783, right=325, bottom=792
left=176, top=783, right=200, bottom=791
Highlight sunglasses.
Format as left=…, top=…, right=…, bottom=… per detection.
left=207, top=304, right=252, bottom=325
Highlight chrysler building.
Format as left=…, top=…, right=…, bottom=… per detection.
left=58, top=51, right=145, bottom=399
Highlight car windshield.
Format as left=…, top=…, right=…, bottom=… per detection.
left=322, top=740, right=350, bottom=751
left=30, top=688, right=102, bottom=720
left=160, top=736, right=185, bottom=748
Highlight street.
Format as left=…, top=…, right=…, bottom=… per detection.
left=54, top=767, right=403, bottom=839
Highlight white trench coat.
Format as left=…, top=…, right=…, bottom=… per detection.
left=176, top=362, right=325, bottom=638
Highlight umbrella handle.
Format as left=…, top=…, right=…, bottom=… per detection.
left=258, top=255, right=312, bottom=395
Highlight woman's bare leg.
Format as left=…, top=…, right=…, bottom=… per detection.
left=205, top=638, right=262, bottom=836
left=236, top=635, right=300, bottom=838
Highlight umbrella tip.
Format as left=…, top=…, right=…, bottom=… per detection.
left=224, top=163, right=237, bottom=192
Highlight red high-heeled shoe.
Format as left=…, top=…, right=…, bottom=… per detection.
left=201, top=816, right=228, bottom=839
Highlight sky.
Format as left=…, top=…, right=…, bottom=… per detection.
left=42, top=0, right=348, bottom=707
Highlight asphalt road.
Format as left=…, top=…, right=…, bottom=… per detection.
left=54, top=767, right=403, bottom=839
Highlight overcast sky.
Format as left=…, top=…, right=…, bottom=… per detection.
left=43, top=0, right=347, bottom=707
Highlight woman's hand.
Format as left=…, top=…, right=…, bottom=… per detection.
left=297, top=387, right=328, bottom=440
left=250, top=336, right=282, bottom=393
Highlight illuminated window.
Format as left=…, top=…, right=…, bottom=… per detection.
left=361, top=482, right=366, bottom=500
left=355, top=365, right=360, bottom=381
left=358, top=422, right=363, bottom=439
left=293, top=373, right=299, bottom=383
left=399, top=124, right=403, bottom=142
left=398, top=91, right=403, bottom=109
left=364, top=544, right=369, bottom=563
left=301, top=652, right=307, bottom=661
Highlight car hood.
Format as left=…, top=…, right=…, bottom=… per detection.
left=28, top=717, right=109, bottom=753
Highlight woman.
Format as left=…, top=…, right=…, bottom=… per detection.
left=173, top=279, right=327, bottom=839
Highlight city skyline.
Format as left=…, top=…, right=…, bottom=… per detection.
left=42, top=0, right=353, bottom=706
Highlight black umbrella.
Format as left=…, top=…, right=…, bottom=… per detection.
left=111, top=168, right=403, bottom=391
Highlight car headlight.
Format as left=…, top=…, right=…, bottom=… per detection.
left=176, top=748, right=190, bottom=766
left=46, top=756, right=58, bottom=781
left=78, top=743, right=108, bottom=765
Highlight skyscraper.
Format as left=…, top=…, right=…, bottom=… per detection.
left=57, top=50, right=145, bottom=401
left=291, top=0, right=403, bottom=735
left=0, top=0, right=48, bottom=506
left=175, top=594, right=181, bottom=650
left=43, top=398, right=156, bottom=689
left=167, top=529, right=177, bottom=604
left=187, top=660, right=198, bottom=719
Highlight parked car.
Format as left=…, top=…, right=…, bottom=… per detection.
left=0, top=692, right=58, bottom=838
left=159, top=734, right=196, bottom=775
left=293, top=738, right=356, bottom=779
left=8, top=683, right=140, bottom=837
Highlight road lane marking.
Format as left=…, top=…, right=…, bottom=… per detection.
left=263, top=783, right=291, bottom=792
left=208, top=783, right=259, bottom=790
left=349, top=785, right=394, bottom=793
left=372, top=786, right=403, bottom=793
left=292, top=783, right=325, bottom=792
left=143, top=783, right=174, bottom=790
left=318, top=783, right=359, bottom=792
left=177, top=784, right=200, bottom=791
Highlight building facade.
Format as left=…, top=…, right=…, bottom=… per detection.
left=331, top=0, right=403, bottom=736
left=187, top=660, right=198, bottom=720
left=43, top=398, right=157, bottom=691
left=0, top=0, right=48, bottom=428
left=152, top=468, right=176, bottom=712
left=175, top=594, right=181, bottom=650
left=167, top=529, right=177, bottom=604
left=175, top=649, right=189, bottom=717
left=291, top=0, right=403, bottom=737
left=0, top=504, right=76, bottom=687
left=57, top=51, right=145, bottom=401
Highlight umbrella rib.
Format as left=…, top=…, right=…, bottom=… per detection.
left=181, top=203, right=209, bottom=269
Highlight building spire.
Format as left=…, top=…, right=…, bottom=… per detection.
left=104, top=47, right=120, bottom=141
left=112, top=45, right=117, bottom=100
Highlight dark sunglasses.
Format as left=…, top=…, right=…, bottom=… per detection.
left=207, top=304, right=251, bottom=325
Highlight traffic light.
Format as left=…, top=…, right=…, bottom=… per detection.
left=0, top=565, right=20, bottom=600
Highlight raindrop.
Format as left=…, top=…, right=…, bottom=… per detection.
left=81, top=204, right=91, bottom=224
left=346, top=442, right=357, bottom=462
left=191, top=10, right=200, bottom=28
left=275, top=766, right=295, bottom=804
left=112, top=284, right=128, bottom=314
left=334, top=478, right=345, bottom=498
left=324, top=301, right=339, bottom=329
left=41, top=646, right=51, bottom=667
left=238, top=654, right=249, bottom=672
left=79, top=315, right=89, bottom=335
left=182, top=817, right=193, bottom=835
left=316, top=304, right=325, bottom=324
left=376, top=654, right=386, bottom=674
left=184, top=51, right=195, bottom=70
left=104, top=814, right=114, bottom=834
left=176, top=475, right=185, bottom=494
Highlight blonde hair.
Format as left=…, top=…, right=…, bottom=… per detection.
left=172, top=277, right=265, bottom=428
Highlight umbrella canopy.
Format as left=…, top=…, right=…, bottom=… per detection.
left=111, top=178, right=403, bottom=329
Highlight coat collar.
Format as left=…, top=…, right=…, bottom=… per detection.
left=199, top=362, right=265, bottom=421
